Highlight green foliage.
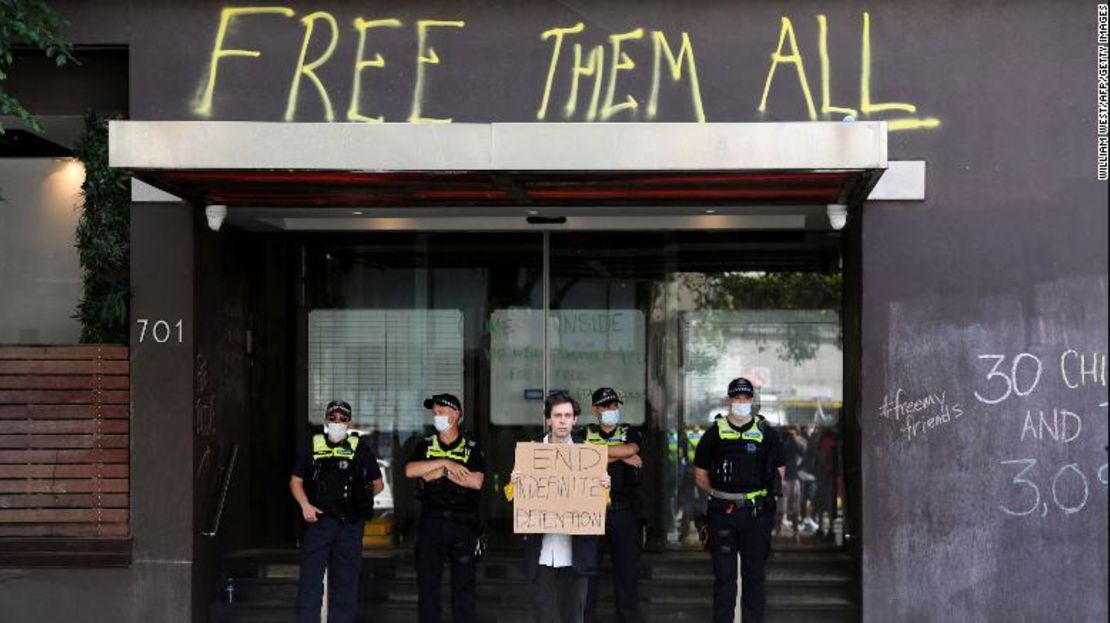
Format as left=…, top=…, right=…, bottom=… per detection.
left=684, top=271, right=843, bottom=368
left=708, top=272, right=842, bottom=311
left=73, top=110, right=130, bottom=344
left=0, top=0, right=75, bottom=134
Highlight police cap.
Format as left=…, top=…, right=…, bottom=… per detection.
left=325, top=400, right=352, bottom=418
left=591, top=387, right=624, bottom=406
left=423, top=393, right=462, bottom=412
left=727, top=377, right=755, bottom=398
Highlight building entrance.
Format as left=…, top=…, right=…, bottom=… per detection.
left=258, top=229, right=847, bottom=552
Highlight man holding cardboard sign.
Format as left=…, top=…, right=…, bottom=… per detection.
left=509, top=392, right=609, bottom=623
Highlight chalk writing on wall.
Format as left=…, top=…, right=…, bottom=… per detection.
left=877, top=388, right=964, bottom=442
left=972, top=350, right=1108, bottom=518
left=192, top=7, right=940, bottom=131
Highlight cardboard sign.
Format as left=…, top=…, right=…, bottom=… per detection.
left=512, top=442, right=608, bottom=535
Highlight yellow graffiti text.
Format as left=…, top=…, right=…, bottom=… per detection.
left=600, top=28, right=643, bottom=121
left=194, top=6, right=295, bottom=117
left=859, top=12, right=939, bottom=129
left=408, top=20, right=466, bottom=123
left=759, top=13, right=940, bottom=131
left=647, top=31, right=705, bottom=123
left=817, top=15, right=857, bottom=118
left=537, top=24, right=705, bottom=122
left=537, top=22, right=586, bottom=120
left=567, top=44, right=605, bottom=120
left=347, top=18, right=403, bottom=123
left=285, top=11, right=339, bottom=122
left=759, top=17, right=818, bottom=120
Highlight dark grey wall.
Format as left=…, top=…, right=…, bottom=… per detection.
left=191, top=218, right=252, bottom=621
left=13, top=1, right=1104, bottom=621
left=855, top=3, right=1109, bottom=620
left=128, top=1, right=1106, bottom=620
left=122, top=0, right=950, bottom=131
left=130, top=202, right=196, bottom=623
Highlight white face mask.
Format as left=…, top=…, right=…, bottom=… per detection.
left=433, top=415, right=453, bottom=433
left=731, top=403, right=752, bottom=418
left=325, top=422, right=348, bottom=443
left=600, top=409, right=621, bottom=426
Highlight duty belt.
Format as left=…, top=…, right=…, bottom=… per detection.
left=709, top=488, right=768, bottom=502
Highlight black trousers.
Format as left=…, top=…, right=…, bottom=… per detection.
left=708, top=503, right=774, bottom=623
left=415, top=511, right=480, bottom=623
left=296, top=516, right=365, bottom=623
left=584, top=507, right=643, bottom=623
left=532, top=565, right=590, bottom=623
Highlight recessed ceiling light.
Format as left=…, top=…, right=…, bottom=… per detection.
left=352, top=211, right=363, bottom=215
left=705, top=209, right=717, bottom=214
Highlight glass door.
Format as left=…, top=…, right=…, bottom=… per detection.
left=303, top=233, right=545, bottom=548
left=548, top=231, right=845, bottom=549
left=299, top=229, right=845, bottom=550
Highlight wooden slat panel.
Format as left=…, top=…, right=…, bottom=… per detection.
left=0, top=347, right=131, bottom=539
left=0, top=449, right=128, bottom=464
left=0, top=464, right=129, bottom=478
left=0, top=390, right=130, bottom=404
left=0, top=375, right=130, bottom=390
left=0, top=346, right=128, bottom=361
left=0, top=509, right=128, bottom=523
left=0, top=494, right=129, bottom=508
left=0, top=420, right=129, bottom=435
left=0, top=523, right=130, bottom=537
left=0, top=479, right=128, bottom=494
left=0, top=405, right=129, bottom=419
left=0, top=537, right=132, bottom=553
left=0, top=435, right=129, bottom=449
left=0, top=361, right=129, bottom=375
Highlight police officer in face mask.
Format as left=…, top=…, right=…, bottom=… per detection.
left=404, top=393, right=486, bottom=623
left=290, top=400, right=384, bottom=623
left=582, top=387, right=644, bottom=623
left=693, top=379, right=786, bottom=623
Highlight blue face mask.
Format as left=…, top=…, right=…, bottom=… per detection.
left=730, top=403, right=752, bottom=418
left=600, top=409, right=621, bottom=426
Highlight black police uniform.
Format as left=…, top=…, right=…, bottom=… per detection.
left=292, top=433, right=381, bottom=623
left=693, top=382, right=785, bottom=623
left=408, top=430, right=486, bottom=623
left=581, top=421, right=644, bottom=623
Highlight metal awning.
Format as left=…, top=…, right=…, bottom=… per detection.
left=109, top=121, right=887, bottom=230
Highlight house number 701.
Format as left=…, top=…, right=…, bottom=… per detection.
left=137, top=319, right=183, bottom=344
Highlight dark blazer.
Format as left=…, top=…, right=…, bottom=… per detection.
left=522, top=532, right=600, bottom=580
left=519, top=433, right=601, bottom=580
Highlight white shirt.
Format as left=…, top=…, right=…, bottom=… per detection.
left=538, top=433, right=574, bottom=568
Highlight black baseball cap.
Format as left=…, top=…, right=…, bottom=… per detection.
left=325, top=400, right=352, bottom=418
left=591, top=387, right=623, bottom=406
left=727, top=378, right=755, bottom=397
left=423, top=393, right=462, bottom=412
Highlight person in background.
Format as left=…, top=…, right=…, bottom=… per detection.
left=780, top=425, right=804, bottom=541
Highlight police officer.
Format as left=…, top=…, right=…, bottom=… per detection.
left=582, top=387, right=644, bottom=623
left=290, top=400, right=384, bottom=623
left=404, top=393, right=486, bottom=623
left=693, top=378, right=785, bottom=623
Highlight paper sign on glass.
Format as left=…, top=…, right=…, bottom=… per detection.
left=512, top=442, right=608, bottom=535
